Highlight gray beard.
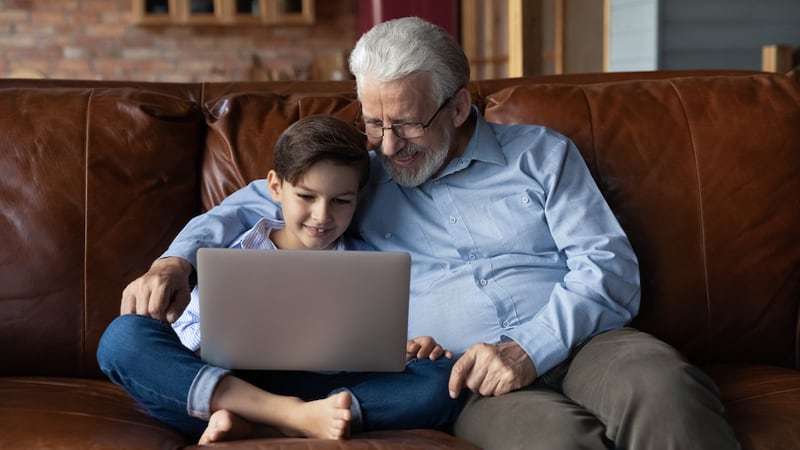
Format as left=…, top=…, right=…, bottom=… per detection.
left=380, top=132, right=452, bottom=188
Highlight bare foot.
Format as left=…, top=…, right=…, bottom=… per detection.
left=199, top=409, right=254, bottom=444
left=200, top=392, right=353, bottom=444
left=280, top=391, right=353, bottom=440
left=199, top=409, right=283, bottom=444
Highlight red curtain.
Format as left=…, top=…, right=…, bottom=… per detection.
left=357, top=0, right=459, bottom=39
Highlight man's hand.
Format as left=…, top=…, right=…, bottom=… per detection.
left=120, top=257, right=193, bottom=323
left=407, top=336, right=453, bottom=361
left=448, top=340, right=537, bottom=398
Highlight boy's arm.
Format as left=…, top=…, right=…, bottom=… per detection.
left=120, top=180, right=277, bottom=322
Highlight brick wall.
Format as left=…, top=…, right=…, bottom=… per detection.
left=0, top=0, right=358, bottom=81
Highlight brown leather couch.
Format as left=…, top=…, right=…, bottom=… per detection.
left=1, top=70, right=798, bottom=449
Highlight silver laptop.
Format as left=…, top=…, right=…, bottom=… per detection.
left=197, top=248, right=411, bottom=372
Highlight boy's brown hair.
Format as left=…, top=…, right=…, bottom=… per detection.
left=273, top=115, right=370, bottom=189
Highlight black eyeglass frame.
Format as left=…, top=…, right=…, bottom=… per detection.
left=357, top=97, right=454, bottom=141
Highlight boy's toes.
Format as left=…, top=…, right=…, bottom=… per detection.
left=331, top=418, right=350, bottom=439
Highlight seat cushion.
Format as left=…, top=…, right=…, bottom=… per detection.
left=183, top=430, right=479, bottom=449
left=0, top=377, right=478, bottom=449
left=705, top=364, right=800, bottom=450
left=0, top=377, right=188, bottom=449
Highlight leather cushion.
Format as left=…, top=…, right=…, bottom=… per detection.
left=0, top=88, right=204, bottom=377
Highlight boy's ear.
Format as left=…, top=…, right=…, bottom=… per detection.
left=266, top=170, right=283, bottom=202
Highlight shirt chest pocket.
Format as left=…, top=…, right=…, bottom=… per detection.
left=484, top=190, right=557, bottom=254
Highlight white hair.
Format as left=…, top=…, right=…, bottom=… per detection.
left=348, top=17, right=470, bottom=104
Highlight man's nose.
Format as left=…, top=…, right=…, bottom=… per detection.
left=379, top=130, right=404, bottom=157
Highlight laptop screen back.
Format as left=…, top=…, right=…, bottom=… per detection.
left=197, top=248, right=411, bottom=372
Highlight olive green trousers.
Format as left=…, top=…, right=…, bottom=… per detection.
left=453, top=328, right=739, bottom=450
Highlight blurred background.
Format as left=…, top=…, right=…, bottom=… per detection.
left=0, top=0, right=797, bottom=82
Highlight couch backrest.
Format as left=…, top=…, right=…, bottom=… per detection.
left=0, top=71, right=797, bottom=377
left=0, top=83, right=204, bottom=376
left=482, top=72, right=800, bottom=367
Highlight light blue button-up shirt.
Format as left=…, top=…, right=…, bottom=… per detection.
left=164, top=109, right=640, bottom=375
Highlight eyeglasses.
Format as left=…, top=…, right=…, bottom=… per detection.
left=357, top=97, right=453, bottom=141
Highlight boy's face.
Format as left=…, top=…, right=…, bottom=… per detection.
left=267, top=160, right=360, bottom=250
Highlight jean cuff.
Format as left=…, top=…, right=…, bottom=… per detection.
left=187, top=364, right=231, bottom=419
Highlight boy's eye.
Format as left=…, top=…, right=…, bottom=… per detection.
left=333, top=198, right=352, bottom=205
left=297, top=194, right=314, bottom=201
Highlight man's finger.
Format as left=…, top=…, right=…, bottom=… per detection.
left=449, top=352, right=475, bottom=398
left=165, top=285, right=190, bottom=323
left=134, top=284, right=152, bottom=318
left=148, top=288, right=168, bottom=321
left=120, top=287, right=134, bottom=315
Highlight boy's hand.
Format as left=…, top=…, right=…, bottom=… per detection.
left=407, top=336, right=453, bottom=361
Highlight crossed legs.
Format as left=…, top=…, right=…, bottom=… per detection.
left=98, top=314, right=461, bottom=443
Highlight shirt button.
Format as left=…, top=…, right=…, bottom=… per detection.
left=384, top=232, right=392, bottom=239
left=522, top=196, right=530, bottom=203
left=468, top=254, right=476, bottom=260
left=479, top=279, right=488, bottom=286
left=502, top=320, right=510, bottom=328
left=449, top=216, right=457, bottom=224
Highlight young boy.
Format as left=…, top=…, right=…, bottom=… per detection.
left=97, top=115, right=463, bottom=444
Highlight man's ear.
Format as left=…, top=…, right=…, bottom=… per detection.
left=452, top=87, right=472, bottom=127
left=266, top=170, right=283, bottom=202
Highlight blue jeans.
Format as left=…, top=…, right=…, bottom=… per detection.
left=97, top=314, right=464, bottom=439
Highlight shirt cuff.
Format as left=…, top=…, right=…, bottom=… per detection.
left=161, top=241, right=201, bottom=271
left=502, top=321, right=570, bottom=377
